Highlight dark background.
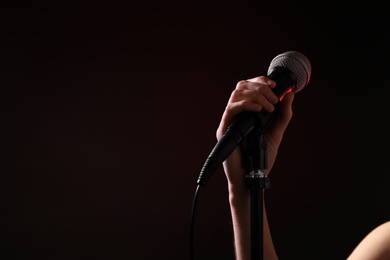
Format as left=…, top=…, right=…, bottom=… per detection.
left=1, top=1, right=389, bottom=259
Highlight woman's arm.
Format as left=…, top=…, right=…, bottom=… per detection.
left=217, top=76, right=294, bottom=259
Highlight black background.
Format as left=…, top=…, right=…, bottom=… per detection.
left=1, top=1, right=390, bottom=259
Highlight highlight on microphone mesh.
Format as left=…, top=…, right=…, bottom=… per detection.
left=267, top=51, right=312, bottom=93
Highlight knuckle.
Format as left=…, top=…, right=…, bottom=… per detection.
left=235, top=80, right=247, bottom=90
left=230, top=89, right=242, bottom=100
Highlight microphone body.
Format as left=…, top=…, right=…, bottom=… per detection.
left=197, top=51, right=311, bottom=188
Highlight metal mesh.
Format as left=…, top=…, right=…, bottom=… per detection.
left=267, top=51, right=312, bottom=93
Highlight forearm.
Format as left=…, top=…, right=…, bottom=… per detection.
left=228, top=185, right=278, bottom=260
left=229, top=185, right=251, bottom=260
left=263, top=194, right=278, bottom=260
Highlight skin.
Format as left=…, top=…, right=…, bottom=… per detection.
left=217, top=76, right=390, bottom=260
left=347, top=221, right=390, bottom=260
left=216, top=76, right=293, bottom=260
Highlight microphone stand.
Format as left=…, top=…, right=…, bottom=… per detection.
left=244, top=122, right=270, bottom=260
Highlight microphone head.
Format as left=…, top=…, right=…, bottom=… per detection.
left=267, top=51, right=312, bottom=93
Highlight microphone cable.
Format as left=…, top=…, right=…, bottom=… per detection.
left=189, top=184, right=202, bottom=260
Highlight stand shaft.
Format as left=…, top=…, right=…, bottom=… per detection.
left=245, top=132, right=270, bottom=260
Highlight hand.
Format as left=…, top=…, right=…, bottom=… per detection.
left=216, top=76, right=294, bottom=192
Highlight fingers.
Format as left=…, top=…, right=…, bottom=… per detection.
left=246, top=75, right=276, bottom=86
left=216, top=76, right=279, bottom=140
left=231, top=78, right=279, bottom=114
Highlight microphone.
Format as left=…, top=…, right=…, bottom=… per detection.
left=197, top=51, right=312, bottom=188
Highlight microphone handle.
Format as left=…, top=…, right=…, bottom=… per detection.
left=197, top=67, right=297, bottom=187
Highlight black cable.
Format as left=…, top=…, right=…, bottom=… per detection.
left=189, top=184, right=202, bottom=260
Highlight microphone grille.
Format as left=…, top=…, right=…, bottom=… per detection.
left=267, top=51, right=312, bottom=93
